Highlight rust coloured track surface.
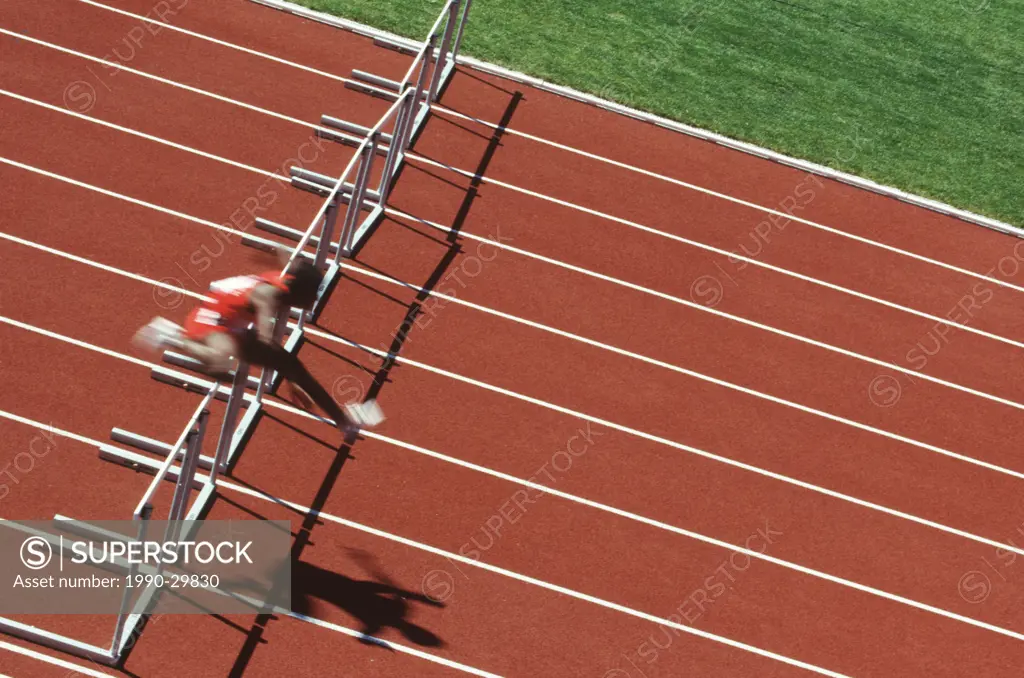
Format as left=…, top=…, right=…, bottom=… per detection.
left=1, top=1, right=1023, bottom=677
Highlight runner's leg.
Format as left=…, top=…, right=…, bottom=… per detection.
left=239, top=334, right=351, bottom=427
left=180, top=333, right=238, bottom=378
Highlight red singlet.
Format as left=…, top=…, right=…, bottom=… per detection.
left=183, top=271, right=288, bottom=341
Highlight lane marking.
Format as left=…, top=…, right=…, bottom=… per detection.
left=312, top=324, right=1024, bottom=485
left=0, top=411, right=848, bottom=677
left=76, top=0, right=356, bottom=84
left=4, top=157, right=1024, bottom=486
left=69, top=0, right=1024, bottom=292
left=0, top=514, right=500, bottom=678
left=282, top=611, right=503, bottom=677
left=0, top=89, right=274, bottom=178
left=0, top=640, right=113, bottom=678
left=4, top=231, right=1024, bottom=561
left=0, top=406, right=1014, bottom=671
left=429, top=105, right=1024, bottom=287
left=406, top=154, right=1024, bottom=348
left=6, top=107, right=1024, bottom=409
left=379, top=205, right=1024, bottom=410
left=5, top=32, right=1023, bottom=338
left=4, top=316, right=1024, bottom=652
left=6, top=115, right=1022, bottom=428
left=0, top=28, right=339, bottom=132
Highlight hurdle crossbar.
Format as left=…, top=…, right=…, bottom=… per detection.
left=0, top=383, right=221, bottom=665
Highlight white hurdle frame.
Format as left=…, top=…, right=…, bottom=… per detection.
left=0, top=1, right=476, bottom=663
left=255, top=0, right=473, bottom=265
left=0, top=387, right=219, bottom=665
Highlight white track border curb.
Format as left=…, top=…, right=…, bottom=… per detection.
left=251, top=0, right=1022, bottom=239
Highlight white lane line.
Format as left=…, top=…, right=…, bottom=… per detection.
left=407, top=153, right=1024, bottom=347
left=8, top=156, right=1024, bottom=473
left=0, top=410, right=845, bottom=678
left=221, top=486, right=850, bottom=677
left=0, top=457, right=499, bottom=678
left=0, top=640, right=113, bottom=678
left=0, top=89, right=275, bottom=178
left=5, top=229, right=1024, bottom=562
left=0, top=28, right=331, bottom=132
left=5, top=155, right=1024, bottom=484
left=6, top=31, right=1024, bottom=342
left=7, top=109, right=1022, bottom=437
left=8, top=312, right=1024, bottom=650
left=341, top=260, right=1024, bottom=416
left=70, top=0, right=1024, bottom=294
left=0, top=157, right=277, bottom=244
left=309, top=323, right=1024, bottom=484
left=430, top=105, right=1024, bottom=289
left=377, top=205, right=1024, bottom=412
left=338, top=326, right=1024, bottom=481
left=0, top=231, right=205, bottom=299
left=284, top=612, right=503, bottom=677
left=8, top=96, right=1024, bottom=414
left=76, top=0, right=355, bottom=84
left=8, top=30, right=1024, bottom=349
left=14, top=152, right=1024, bottom=438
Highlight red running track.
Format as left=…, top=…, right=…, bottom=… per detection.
left=1, top=0, right=1023, bottom=676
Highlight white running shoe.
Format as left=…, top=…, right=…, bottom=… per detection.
left=343, top=399, right=386, bottom=430
left=132, top=317, right=183, bottom=354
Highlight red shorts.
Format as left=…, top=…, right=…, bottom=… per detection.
left=183, top=307, right=243, bottom=342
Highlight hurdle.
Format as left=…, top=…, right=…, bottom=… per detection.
left=0, top=385, right=219, bottom=665
left=0, top=2, right=478, bottom=663
left=354, top=0, right=473, bottom=106
left=254, top=0, right=474, bottom=269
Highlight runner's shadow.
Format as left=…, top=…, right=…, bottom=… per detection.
left=292, top=560, right=445, bottom=648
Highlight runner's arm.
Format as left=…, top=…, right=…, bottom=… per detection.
left=250, top=285, right=281, bottom=344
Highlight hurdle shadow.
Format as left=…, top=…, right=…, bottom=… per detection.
left=400, top=89, right=523, bottom=240
left=226, top=426, right=357, bottom=677
left=223, top=87, right=522, bottom=676
left=354, top=90, right=523, bottom=399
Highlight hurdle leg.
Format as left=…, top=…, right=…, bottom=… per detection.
left=163, top=431, right=195, bottom=546
left=379, top=96, right=409, bottom=204
left=257, top=307, right=289, bottom=397
left=213, top=362, right=248, bottom=481
left=397, top=34, right=436, bottom=157
left=416, top=34, right=438, bottom=106
left=335, top=137, right=376, bottom=262
left=166, top=411, right=205, bottom=543
left=429, top=0, right=461, bottom=103
left=451, top=0, right=473, bottom=61
left=314, top=200, right=340, bottom=273
left=337, top=154, right=367, bottom=259
left=392, top=93, right=414, bottom=160
left=110, top=505, right=152, bottom=654
left=180, top=409, right=207, bottom=515
left=345, top=133, right=379, bottom=253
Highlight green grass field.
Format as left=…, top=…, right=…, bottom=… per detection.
left=294, top=0, right=1022, bottom=226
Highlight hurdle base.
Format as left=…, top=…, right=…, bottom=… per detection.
left=321, top=115, right=394, bottom=144
left=0, top=618, right=118, bottom=666
left=104, top=433, right=218, bottom=474
left=161, top=351, right=262, bottom=391
left=344, top=80, right=399, bottom=102
left=372, top=37, right=418, bottom=56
